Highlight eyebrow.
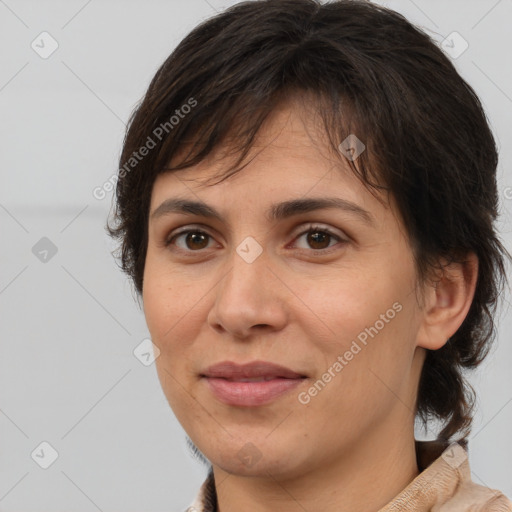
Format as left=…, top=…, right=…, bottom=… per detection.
left=150, top=196, right=375, bottom=225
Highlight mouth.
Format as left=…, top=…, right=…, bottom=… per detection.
left=217, top=376, right=292, bottom=382
left=201, top=360, right=307, bottom=380
left=200, top=360, right=308, bottom=406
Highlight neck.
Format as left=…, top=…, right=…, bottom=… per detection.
left=213, top=419, right=420, bottom=512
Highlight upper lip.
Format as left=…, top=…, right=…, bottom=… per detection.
left=201, top=361, right=306, bottom=380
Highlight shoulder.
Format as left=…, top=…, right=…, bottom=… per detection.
left=439, top=476, right=512, bottom=511
left=388, top=441, right=512, bottom=512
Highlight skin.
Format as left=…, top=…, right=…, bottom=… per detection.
left=143, top=98, right=478, bottom=512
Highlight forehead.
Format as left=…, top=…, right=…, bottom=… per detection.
left=148, top=99, right=399, bottom=235
left=153, top=101, right=367, bottom=198
left=146, top=101, right=413, bottom=255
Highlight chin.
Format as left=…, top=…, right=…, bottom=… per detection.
left=206, top=439, right=307, bottom=479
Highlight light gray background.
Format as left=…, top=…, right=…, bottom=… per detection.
left=1, top=0, right=511, bottom=511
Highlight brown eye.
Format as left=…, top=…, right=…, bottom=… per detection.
left=184, top=231, right=210, bottom=250
left=307, top=231, right=332, bottom=250
left=293, top=225, right=346, bottom=252
left=167, top=230, right=214, bottom=251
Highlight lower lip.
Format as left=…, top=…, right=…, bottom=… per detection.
left=203, top=377, right=305, bottom=406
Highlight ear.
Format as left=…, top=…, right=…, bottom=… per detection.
left=416, top=252, right=478, bottom=350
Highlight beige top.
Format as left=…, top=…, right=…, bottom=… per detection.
left=185, top=441, right=512, bottom=511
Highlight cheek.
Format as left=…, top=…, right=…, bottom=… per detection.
left=332, top=303, right=419, bottom=413
left=143, top=282, right=173, bottom=345
left=293, top=266, right=408, bottom=346
left=142, top=255, right=197, bottom=344
left=298, top=309, right=419, bottom=450
left=143, top=275, right=200, bottom=415
left=142, top=262, right=209, bottom=386
left=296, top=268, right=419, bottom=404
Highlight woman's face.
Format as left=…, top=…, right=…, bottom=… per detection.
left=143, top=102, right=426, bottom=479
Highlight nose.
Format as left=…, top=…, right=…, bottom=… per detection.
left=207, top=244, right=289, bottom=339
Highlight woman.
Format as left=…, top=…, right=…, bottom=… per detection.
left=107, top=1, right=512, bottom=510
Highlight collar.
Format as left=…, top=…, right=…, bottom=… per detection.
left=186, top=441, right=512, bottom=511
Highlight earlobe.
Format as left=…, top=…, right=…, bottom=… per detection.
left=416, top=253, right=478, bottom=351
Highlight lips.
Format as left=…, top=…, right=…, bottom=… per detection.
left=201, top=360, right=307, bottom=407
left=201, top=360, right=306, bottom=380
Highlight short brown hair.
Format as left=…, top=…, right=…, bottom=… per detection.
left=107, top=0, right=510, bottom=444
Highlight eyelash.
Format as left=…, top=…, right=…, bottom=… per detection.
left=164, top=224, right=347, bottom=255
